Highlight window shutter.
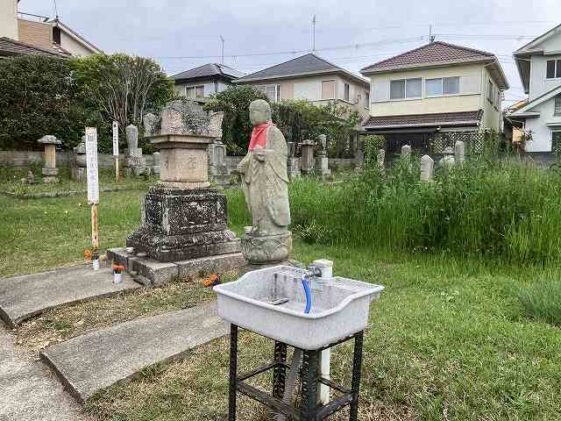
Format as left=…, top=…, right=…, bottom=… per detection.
left=555, top=95, right=561, bottom=116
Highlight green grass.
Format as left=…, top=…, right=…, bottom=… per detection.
left=519, top=279, right=561, bottom=326
left=0, top=165, right=154, bottom=195
left=2, top=170, right=561, bottom=419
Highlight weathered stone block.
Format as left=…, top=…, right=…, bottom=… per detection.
left=175, top=252, right=246, bottom=279
left=126, top=187, right=240, bottom=262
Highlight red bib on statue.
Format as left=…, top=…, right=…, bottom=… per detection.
left=248, top=122, right=273, bottom=151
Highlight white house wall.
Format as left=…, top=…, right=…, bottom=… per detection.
left=529, top=54, right=561, bottom=101
left=60, top=31, right=95, bottom=56
left=524, top=98, right=561, bottom=152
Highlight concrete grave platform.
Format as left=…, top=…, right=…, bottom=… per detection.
left=40, top=302, right=228, bottom=403
left=107, top=247, right=246, bottom=286
left=0, top=265, right=140, bottom=328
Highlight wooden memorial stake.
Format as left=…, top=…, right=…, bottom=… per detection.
left=112, top=121, right=120, bottom=182
left=85, top=127, right=100, bottom=265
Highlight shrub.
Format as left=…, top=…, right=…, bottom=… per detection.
left=204, top=86, right=269, bottom=155
left=0, top=55, right=86, bottom=150
left=519, top=280, right=561, bottom=326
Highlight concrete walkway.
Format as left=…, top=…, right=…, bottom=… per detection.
left=0, top=265, right=140, bottom=328
left=41, top=302, right=228, bottom=403
left=0, top=325, right=89, bottom=421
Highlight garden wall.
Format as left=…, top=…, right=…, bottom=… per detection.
left=0, top=151, right=155, bottom=168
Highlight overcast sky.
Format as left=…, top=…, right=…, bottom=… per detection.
left=19, top=0, right=561, bottom=105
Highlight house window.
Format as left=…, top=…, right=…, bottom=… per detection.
left=186, top=85, right=205, bottom=99
left=555, top=95, right=561, bottom=116
left=546, top=60, right=561, bottom=79
left=321, top=80, right=336, bottom=100
left=344, top=83, right=350, bottom=101
left=552, top=131, right=561, bottom=155
left=364, top=92, right=370, bottom=107
left=257, top=85, right=280, bottom=102
left=487, top=80, right=494, bottom=102
left=390, top=78, right=421, bottom=99
left=425, top=77, right=460, bottom=96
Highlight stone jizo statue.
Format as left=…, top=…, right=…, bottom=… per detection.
left=238, top=100, right=292, bottom=263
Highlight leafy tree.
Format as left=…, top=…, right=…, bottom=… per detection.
left=204, top=85, right=269, bottom=155
left=205, top=86, right=361, bottom=157
left=0, top=55, right=85, bottom=150
left=72, top=54, right=173, bottom=138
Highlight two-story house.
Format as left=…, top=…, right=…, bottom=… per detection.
left=360, top=41, right=509, bottom=151
left=0, top=0, right=101, bottom=58
left=171, top=63, right=245, bottom=100
left=234, top=53, right=371, bottom=119
left=509, top=24, right=561, bottom=156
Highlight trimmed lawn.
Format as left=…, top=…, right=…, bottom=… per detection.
left=1, top=182, right=561, bottom=419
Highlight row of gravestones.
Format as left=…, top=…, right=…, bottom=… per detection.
left=287, top=134, right=330, bottom=178
left=374, top=141, right=466, bottom=182
left=71, top=124, right=161, bottom=181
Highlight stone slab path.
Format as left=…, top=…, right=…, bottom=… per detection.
left=0, top=325, right=89, bottom=421
left=0, top=265, right=140, bottom=328
left=41, top=302, right=228, bottom=403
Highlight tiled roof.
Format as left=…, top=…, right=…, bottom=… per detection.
left=363, top=110, right=483, bottom=130
left=0, top=37, right=68, bottom=58
left=235, top=53, right=369, bottom=87
left=171, top=63, right=244, bottom=81
left=361, top=41, right=495, bottom=73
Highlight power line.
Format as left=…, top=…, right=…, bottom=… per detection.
left=153, top=36, right=425, bottom=59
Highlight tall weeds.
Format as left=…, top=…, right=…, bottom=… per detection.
left=285, top=158, right=561, bottom=265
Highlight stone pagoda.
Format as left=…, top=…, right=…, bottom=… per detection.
left=126, top=100, right=241, bottom=263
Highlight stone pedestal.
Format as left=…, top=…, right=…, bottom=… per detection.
left=38, top=135, right=61, bottom=183
left=152, top=152, right=161, bottom=175
left=300, top=140, right=315, bottom=174
left=127, top=133, right=240, bottom=263
left=241, top=231, right=292, bottom=265
left=127, top=187, right=240, bottom=262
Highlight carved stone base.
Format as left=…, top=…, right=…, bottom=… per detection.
left=127, top=186, right=241, bottom=262
left=241, top=232, right=292, bottom=264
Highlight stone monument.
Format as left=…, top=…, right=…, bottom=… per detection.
left=300, top=139, right=315, bottom=174
left=316, top=134, right=331, bottom=177
left=420, top=155, right=434, bottom=182
left=439, top=147, right=456, bottom=167
left=454, top=140, right=465, bottom=165
left=125, top=124, right=148, bottom=176
left=238, top=99, right=292, bottom=264
left=401, top=144, right=411, bottom=160
left=71, top=138, right=87, bottom=181
left=208, top=140, right=229, bottom=185
left=286, top=142, right=300, bottom=179
left=377, top=148, right=385, bottom=171
left=38, top=135, right=61, bottom=183
left=126, top=101, right=241, bottom=263
left=151, top=152, right=161, bottom=176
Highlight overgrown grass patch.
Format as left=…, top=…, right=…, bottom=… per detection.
left=519, top=279, right=561, bottom=326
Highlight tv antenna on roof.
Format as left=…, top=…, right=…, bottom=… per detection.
left=52, top=0, right=59, bottom=19
left=312, top=15, right=317, bottom=53
left=429, top=24, right=436, bottom=43
left=220, top=35, right=225, bottom=64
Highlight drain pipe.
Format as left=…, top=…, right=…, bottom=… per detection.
left=313, top=259, right=334, bottom=405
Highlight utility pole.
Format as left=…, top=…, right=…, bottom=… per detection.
left=220, top=35, right=225, bottom=64
left=429, top=24, right=435, bottom=43
left=312, top=15, right=316, bottom=53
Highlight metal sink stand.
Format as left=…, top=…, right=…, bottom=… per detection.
left=228, top=324, right=364, bottom=420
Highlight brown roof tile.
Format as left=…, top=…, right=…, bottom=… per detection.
left=361, top=41, right=495, bottom=73
left=363, top=110, right=483, bottom=130
left=0, top=37, right=68, bottom=58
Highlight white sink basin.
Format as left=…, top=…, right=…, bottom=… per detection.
left=214, top=265, right=384, bottom=350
